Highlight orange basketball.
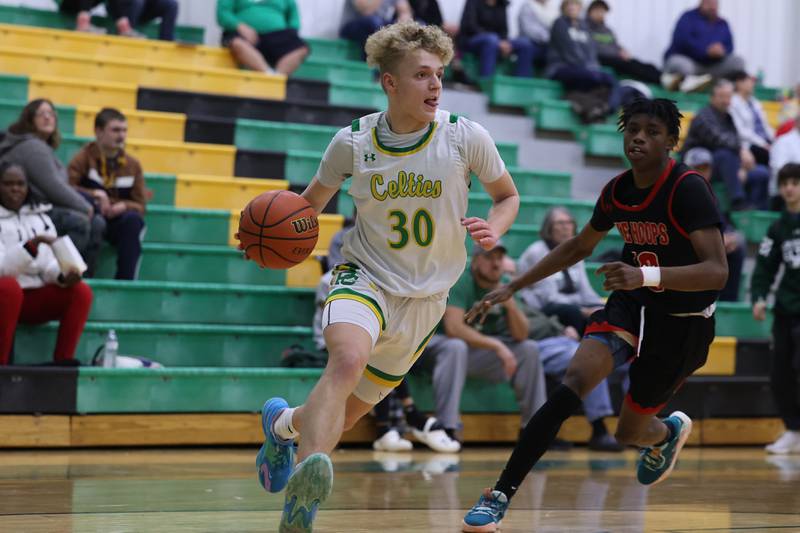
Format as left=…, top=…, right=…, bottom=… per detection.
left=237, top=190, right=319, bottom=269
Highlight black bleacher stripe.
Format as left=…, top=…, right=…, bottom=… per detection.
left=0, top=367, right=78, bottom=414
left=286, top=78, right=329, bottom=104
left=235, top=149, right=286, bottom=180
left=137, top=87, right=374, bottom=127
left=185, top=116, right=236, bottom=145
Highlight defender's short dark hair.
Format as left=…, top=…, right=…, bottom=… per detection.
left=618, top=97, right=683, bottom=138
left=778, top=163, right=800, bottom=185
left=94, top=107, right=127, bottom=129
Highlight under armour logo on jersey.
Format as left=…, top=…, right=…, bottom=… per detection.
left=364, top=153, right=376, bottom=162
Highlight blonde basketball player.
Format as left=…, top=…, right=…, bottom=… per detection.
left=251, top=21, right=520, bottom=532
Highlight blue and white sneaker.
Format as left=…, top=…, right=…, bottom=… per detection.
left=256, top=397, right=295, bottom=493
left=462, top=489, right=509, bottom=532
left=280, top=453, right=333, bottom=533
left=637, top=411, right=692, bottom=486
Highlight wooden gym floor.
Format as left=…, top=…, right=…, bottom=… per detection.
left=0, top=447, right=798, bottom=532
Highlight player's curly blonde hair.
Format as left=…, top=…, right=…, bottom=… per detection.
left=365, top=21, right=454, bottom=74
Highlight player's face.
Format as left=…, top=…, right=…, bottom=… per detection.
left=623, top=114, right=676, bottom=165
left=779, top=177, right=800, bottom=206
left=474, top=249, right=505, bottom=284
left=387, top=49, right=444, bottom=125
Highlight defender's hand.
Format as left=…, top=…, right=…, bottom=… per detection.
left=597, top=262, right=644, bottom=291
left=464, top=284, right=515, bottom=324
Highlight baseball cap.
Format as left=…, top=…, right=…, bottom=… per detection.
left=472, top=239, right=507, bottom=257
left=684, top=147, right=713, bottom=168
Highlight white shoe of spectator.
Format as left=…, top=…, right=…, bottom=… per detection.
left=373, top=429, right=413, bottom=452
left=660, top=72, right=682, bottom=92
left=120, top=29, right=147, bottom=39
left=680, top=74, right=713, bottom=93
left=765, top=430, right=800, bottom=454
left=412, top=418, right=461, bottom=453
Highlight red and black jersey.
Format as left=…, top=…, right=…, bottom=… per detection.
left=590, top=159, right=723, bottom=314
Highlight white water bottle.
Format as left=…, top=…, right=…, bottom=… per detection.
left=103, top=330, right=118, bottom=368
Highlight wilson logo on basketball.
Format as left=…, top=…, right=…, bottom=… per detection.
left=291, top=216, right=319, bottom=234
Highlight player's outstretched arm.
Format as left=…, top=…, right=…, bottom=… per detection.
left=301, top=177, right=340, bottom=216
left=599, top=226, right=728, bottom=292
left=463, top=171, right=519, bottom=250
left=465, top=223, right=606, bottom=323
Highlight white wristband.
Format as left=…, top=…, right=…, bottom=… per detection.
left=640, top=266, right=661, bottom=287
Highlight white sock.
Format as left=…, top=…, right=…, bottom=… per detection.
left=272, top=407, right=298, bottom=441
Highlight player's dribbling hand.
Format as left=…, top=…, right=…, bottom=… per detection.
left=461, top=217, right=498, bottom=250
left=464, top=284, right=515, bottom=324
left=597, top=262, right=644, bottom=291
left=752, top=300, right=767, bottom=321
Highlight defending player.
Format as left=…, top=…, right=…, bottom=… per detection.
left=461, top=98, right=728, bottom=532
left=244, top=21, right=520, bottom=532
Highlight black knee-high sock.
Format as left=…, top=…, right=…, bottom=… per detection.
left=494, top=384, right=582, bottom=500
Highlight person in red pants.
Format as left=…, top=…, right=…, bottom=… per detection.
left=0, top=162, right=93, bottom=365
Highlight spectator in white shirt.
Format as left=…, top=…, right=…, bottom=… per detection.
left=729, top=71, right=774, bottom=167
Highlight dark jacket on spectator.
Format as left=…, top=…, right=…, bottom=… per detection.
left=0, top=132, right=90, bottom=214
left=409, top=0, right=443, bottom=26
left=682, top=105, right=741, bottom=155
left=458, top=0, right=509, bottom=45
left=67, top=142, right=147, bottom=215
left=586, top=19, right=620, bottom=60
left=546, top=15, right=599, bottom=77
left=664, top=8, right=734, bottom=64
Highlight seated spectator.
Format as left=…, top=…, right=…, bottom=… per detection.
left=730, top=71, right=774, bottom=167
left=0, top=162, right=93, bottom=366
left=458, top=0, right=535, bottom=79
left=517, top=0, right=558, bottom=70
left=67, top=108, right=146, bottom=280
left=777, top=82, right=800, bottom=135
left=418, top=242, right=546, bottom=442
left=517, top=207, right=604, bottom=334
left=408, top=0, right=458, bottom=36
left=0, top=99, right=103, bottom=273
left=662, top=0, right=744, bottom=92
left=682, top=80, right=769, bottom=210
left=684, top=148, right=745, bottom=301
left=57, top=0, right=178, bottom=40
left=771, top=115, right=800, bottom=209
left=585, top=0, right=662, bottom=86
left=340, top=0, right=413, bottom=55
left=217, top=0, right=309, bottom=76
left=546, top=0, right=621, bottom=123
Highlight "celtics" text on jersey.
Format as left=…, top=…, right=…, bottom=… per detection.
left=370, top=171, right=442, bottom=201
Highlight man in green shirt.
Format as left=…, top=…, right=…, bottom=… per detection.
left=418, top=242, right=547, bottom=440
left=217, top=0, right=309, bottom=75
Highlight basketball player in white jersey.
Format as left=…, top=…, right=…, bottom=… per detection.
left=250, top=21, right=520, bottom=532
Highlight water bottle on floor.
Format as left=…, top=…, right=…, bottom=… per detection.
left=103, top=330, right=118, bottom=368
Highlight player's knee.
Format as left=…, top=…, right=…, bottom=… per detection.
left=562, top=367, right=594, bottom=398
left=327, top=351, right=368, bottom=385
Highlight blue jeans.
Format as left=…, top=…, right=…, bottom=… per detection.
left=550, top=65, right=622, bottom=112
left=745, top=165, right=770, bottom=210
left=464, top=33, right=535, bottom=78
left=108, top=0, right=178, bottom=40
left=537, top=336, right=614, bottom=422
left=719, top=236, right=745, bottom=301
left=712, top=148, right=745, bottom=204
left=105, top=210, right=145, bottom=280
left=340, top=15, right=388, bottom=55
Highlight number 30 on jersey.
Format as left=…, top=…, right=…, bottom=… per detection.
left=387, top=209, right=435, bottom=249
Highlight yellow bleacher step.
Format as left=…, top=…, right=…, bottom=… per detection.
left=75, top=105, right=185, bottom=142
left=29, top=74, right=137, bottom=108
left=695, top=336, right=736, bottom=376
left=175, top=174, right=288, bottom=210
left=0, top=23, right=235, bottom=70
left=125, top=139, right=235, bottom=176
left=0, top=45, right=285, bottom=100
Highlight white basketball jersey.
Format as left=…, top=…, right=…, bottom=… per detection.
left=342, top=109, right=470, bottom=298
